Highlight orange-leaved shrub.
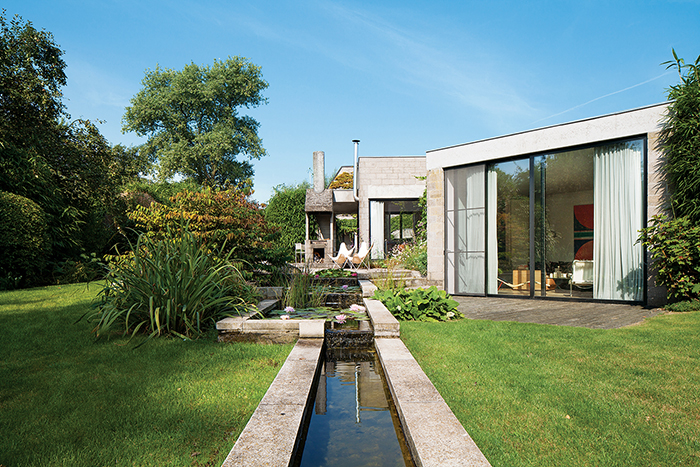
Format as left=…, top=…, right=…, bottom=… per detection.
left=126, top=185, right=289, bottom=280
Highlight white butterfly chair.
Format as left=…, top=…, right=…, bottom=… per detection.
left=349, top=242, right=372, bottom=270
left=330, top=242, right=354, bottom=269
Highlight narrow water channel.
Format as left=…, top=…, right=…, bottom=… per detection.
left=293, top=349, right=414, bottom=467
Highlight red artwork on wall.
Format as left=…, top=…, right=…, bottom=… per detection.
left=574, top=204, right=593, bottom=260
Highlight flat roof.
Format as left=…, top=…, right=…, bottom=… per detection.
left=426, top=102, right=668, bottom=170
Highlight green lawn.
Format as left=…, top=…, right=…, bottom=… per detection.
left=401, top=313, right=700, bottom=466
left=0, top=283, right=293, bottom=467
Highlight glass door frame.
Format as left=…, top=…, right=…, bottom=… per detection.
left=443, top=135, right=648, bottom=302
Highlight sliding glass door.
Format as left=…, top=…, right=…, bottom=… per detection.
left=445, top=138, right=645, bottom=301
left=488, top=158, right=531, bottom=295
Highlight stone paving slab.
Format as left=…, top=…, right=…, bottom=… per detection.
left=399, top=401, right=491, bottom=467
left=379, top=360, right=444, bottom=403
left=375, top=338, right=491, bottom=467
left=298, top=319, right=325, bottom=338
left=455, top=296, right=663, bottom=329
left=221, top=339, right=323, bottom=467
left=216, top=316, right=247, bottom=331
left=364, top=297, right=400, bottom=337
left=359, top=279, right=378, bottom=297
left=220, top=404, right=305, bottom=467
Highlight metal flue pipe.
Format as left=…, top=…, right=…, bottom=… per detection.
left=352, top=140, right=360, bottom=201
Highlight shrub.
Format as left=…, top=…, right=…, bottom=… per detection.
left=328, top=171, right=353, bottom=189
left=0, top=191, right=50, bottom=288
left=372, top=286, right=461, bottom=322
left=264, top=181, right=317, bottom=253
left=639, top=215, right=700, bottom=303
left=90, top=224, right=256, bottom=342
left=389, top=239, right=427, bottom=276
left=661, top=51, right=700, bottom=223
left=121, top=179, right=201, bottom=205
left=665, top=299, right=700, bottom=312
left=53, top=252, right=105, bottom=284
left=127, top=185, right=289, bottom=280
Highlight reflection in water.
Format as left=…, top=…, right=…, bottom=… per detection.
left=297, top=353, right=412, bottom=467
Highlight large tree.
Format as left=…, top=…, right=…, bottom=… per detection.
left=122, top=57, right=269, bottom=186
left=0, top=11, right=66, bottom=197
left=0, top=12, right=145, bottom=285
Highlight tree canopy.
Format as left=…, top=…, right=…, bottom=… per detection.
left=0, top=12, right=145, bottom=286
left=122, top=57, right=269, bottom=186
left=661, top=50, right=700, bottom=224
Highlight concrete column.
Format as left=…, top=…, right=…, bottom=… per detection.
left=313, top=151, right=325, bottom=193
left=426, top=168, right=445, bottom=286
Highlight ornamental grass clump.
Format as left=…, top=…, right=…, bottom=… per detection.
left=283, top=268, right=328, bottom=309
left=90, top=225, right=256, bottom=342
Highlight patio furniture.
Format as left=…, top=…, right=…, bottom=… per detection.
left=329, top=242, right=354, bottom=269
left=570, top=260, right=594, bottom=296
left=294, top=243, right=304, bottom=263
left=349, top=242, right=372, bottom=270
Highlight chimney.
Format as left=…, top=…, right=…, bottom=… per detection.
left=313, top=151, right=325, bottom=193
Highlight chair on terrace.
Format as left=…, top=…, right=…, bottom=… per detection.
left=330, top=242, right=354, bottom=269
left=294, top=243, right=305, bottom=263
left=349, top=242, right=372, bottom=270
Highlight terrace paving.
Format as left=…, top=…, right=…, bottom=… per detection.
left=454, top=296, right=664, bottom=329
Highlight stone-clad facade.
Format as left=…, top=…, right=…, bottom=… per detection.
left=356, top=156, right=427, bottom=247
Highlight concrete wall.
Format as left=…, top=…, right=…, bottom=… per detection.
left=357, top=156, right=427, bottom=246
left=646, top=130, right=669, bottom=307
left=426, top=168, right=444, bottom=283
left=426, top=103, right=671, bottom=305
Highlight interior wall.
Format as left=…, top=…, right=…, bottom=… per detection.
left=546, top=190, right=594, bottom=262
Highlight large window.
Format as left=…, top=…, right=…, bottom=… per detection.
left=446, top=138, right=645, bottom=301
left=369, top=199, right=419, bottom=259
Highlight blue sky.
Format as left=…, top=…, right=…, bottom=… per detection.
left=7, top=1, right=700, bottom=202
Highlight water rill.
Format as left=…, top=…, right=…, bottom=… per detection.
left=220, top=295, right=491, bottom=467
left=293, top=348, right=414, bottom=467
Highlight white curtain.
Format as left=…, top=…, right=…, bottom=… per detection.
left=593, top=141, right=644, bottom=301
left=445, top=165, right=486, bottom=294
left=369, top=200, right=385, bottom=259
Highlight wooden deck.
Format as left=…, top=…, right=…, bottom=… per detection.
left=454, top=296, right=664, bottom=329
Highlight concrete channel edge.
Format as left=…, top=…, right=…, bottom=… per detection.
left=220, top=291, right=491, bottom=467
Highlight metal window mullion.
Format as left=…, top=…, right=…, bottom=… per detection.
left=529, top=156, right=535, bottom=299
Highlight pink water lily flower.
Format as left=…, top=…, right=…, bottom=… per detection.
left=335, top=314, right=347, bottom=324
left=349, top=304, right=366, bottom=312
left=284, top=306, right=295, bottom=313
left=280, top=315, right=291, bottom=320
left=342, top=284, right=349, bottom=290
